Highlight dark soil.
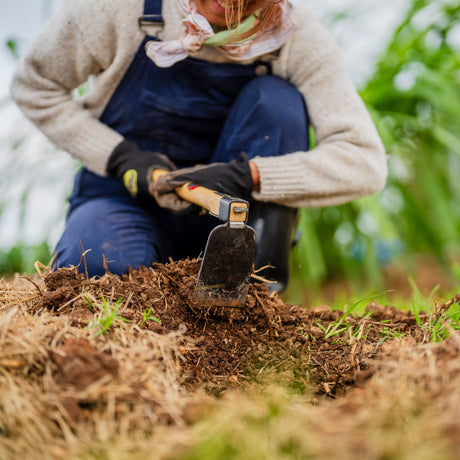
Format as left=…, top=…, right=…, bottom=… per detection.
left=35, top=259, right=432, bottom=396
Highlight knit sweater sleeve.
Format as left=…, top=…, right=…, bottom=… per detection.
left=251, top=6, right=388, bottom=208
left=9, top=0, right=142, bottom=176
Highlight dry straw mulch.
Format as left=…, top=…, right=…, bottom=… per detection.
left=173, top=333, right=460, bottom=460
left=0, top=260, right=459, bottom=459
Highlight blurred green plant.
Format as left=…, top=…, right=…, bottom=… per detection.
left=290, top=0, right=460, bottom=297
left=5, top=39, right=19, bottom=59
left=0, top=242, right=51, bottom=275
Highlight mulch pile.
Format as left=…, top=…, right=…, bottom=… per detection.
left=35, top=258, right=438, bottom=395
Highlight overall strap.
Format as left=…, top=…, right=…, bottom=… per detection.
left=138, top=0, right=164, bottom=39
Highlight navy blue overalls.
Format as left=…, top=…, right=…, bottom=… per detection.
left=54, top=0, right=309, bottom=277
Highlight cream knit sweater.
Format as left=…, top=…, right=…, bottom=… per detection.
left=10, top=0, right=387, bottom=208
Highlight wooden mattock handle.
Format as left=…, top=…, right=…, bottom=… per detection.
left=152, top=169, right=249, bottom=223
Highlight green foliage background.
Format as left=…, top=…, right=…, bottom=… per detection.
left=290, top=0, right=460, bottom=297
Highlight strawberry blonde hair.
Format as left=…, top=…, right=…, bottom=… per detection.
left=225, top=0, right=282, bottom=42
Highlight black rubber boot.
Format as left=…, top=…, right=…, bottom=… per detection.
left=248, top=201, right=298, bottom=294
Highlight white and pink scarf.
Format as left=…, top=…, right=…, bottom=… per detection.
left=146, top=0, right=295, bottom=67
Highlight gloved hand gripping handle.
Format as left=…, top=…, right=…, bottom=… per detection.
left=152, top=169, right=249, bottom=223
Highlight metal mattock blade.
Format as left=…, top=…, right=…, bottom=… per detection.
left=195, top=223, right=256, bottom=307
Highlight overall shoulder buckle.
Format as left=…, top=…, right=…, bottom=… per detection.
left=138, top=15, right=164, bottom=38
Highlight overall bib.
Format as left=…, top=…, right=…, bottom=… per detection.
left=54, top=0, right=309, bottom=283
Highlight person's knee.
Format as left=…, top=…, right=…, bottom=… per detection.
left=234, top=75, right=309, bottom=154
left=108, top=244, right=160, bottom=275
left=242, top=75, right=308, bottom=129
left=53, top=196, right=167, bottom=277
left=54, top=239, right=160, bottom=277
left=53, top=244, right=107, bottom=277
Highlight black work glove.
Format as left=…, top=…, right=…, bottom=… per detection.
left=106, top=139, right=176, bottom=201
left=151, top=152, right=253, bottom=213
